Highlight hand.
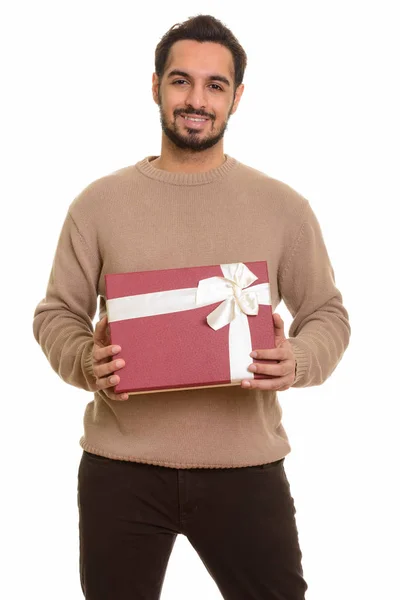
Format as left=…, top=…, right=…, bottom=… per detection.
left=91, top=315, right=129, bottom=401
left=241, top=313, right=296, bottom=392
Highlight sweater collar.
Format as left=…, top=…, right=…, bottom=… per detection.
left=135, top=154, right=238, bottom=186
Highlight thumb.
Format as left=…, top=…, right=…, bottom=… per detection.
left=272, top=312, right=286, bottom=345
left=93, top=315, right=109, bottom=344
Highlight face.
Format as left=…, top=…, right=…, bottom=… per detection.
left=152, top=40, right=244, bottom=152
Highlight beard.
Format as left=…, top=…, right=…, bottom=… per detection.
left=158, top=91, right=234, bottom=152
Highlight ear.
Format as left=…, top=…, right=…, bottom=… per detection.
left=152, top=73, right=160, bottom=105
left=230, top=83, right=245, bottom=116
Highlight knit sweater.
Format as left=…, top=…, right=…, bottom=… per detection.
left=32, top=155, right=350, bottom=468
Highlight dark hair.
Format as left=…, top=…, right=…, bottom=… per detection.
left=155, top=14, right=247, bottom=91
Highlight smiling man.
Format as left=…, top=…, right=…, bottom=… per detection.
left=33, top=14, right=350, bottom=600
left=154, top=39, right=240, bottom=157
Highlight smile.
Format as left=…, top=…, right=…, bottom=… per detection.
left=179, top=114, right=209, bottom=129
left=182, top=115, right=208, bottom=122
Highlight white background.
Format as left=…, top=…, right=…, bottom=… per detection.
left=2, top=1, right=399, bottom=598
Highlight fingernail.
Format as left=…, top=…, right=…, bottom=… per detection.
left=242, top=380, right=251, bottom=388
left=112, top=346, right=121, bottom=353
left=248, top=364, right=257, bottom=372
left=110, top=376, right=118, bottom=384
left=250, top=351, right=257, bottom=358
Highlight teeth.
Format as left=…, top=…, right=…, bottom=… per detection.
left=184, top=116, right=206, bottom=122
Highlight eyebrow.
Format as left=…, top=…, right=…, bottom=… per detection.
left=166, top=69, right=231, bottom=87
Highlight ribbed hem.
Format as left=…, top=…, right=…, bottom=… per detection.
left=135, top=154, right=239, bottom=186
left=288, top=338, right=309, bottom=386
left=79, top=439, right=290, bottom=469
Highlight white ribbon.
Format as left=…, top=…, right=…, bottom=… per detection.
left=106, top=262, right=271, bottom=383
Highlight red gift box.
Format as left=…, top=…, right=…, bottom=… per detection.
left=105, top=261, right=275, bottom=395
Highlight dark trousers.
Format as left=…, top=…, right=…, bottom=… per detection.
left=77, top=450, right=308, bottom=599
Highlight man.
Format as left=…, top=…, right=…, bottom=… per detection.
left=33, top=14, right=350, bottom=600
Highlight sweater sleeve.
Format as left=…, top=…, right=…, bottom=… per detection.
left=278, top=201, right=351, bottom=387
left=32, top=210, right=101, bottom=392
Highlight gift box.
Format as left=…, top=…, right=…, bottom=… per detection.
left=105, top=261, right=275, bottom=395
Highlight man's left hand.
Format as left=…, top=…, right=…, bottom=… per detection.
left=241, top=313, right=296, bottom=391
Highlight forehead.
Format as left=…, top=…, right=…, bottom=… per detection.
left=165, top=40, right=234, bottom=82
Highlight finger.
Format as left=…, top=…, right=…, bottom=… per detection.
left=93, top=357, right=125, bottom=380
left=272, top=312, right=286, bottom=342
left=94, top=315, right=107, bottom=332
left=272, top=312, right=284, bottom=330
left=93, top=315, right=109, bottom=344
left=92, top=367, right=129, bottom=400
left=104, top=388, right=130, bottom=402
left=94, top=371, right=118, bottom=390
left=247, top=360, right=293, bottom=377
left=94, top=373, right=128, bottom=402
left=93, top=343, right=121, bottom=363
left=250, top=347, right=289, bottom=361
left=241, top=375, right=293, bottom=392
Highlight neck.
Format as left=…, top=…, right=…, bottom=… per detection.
left=152, top=135, right=226, bottom=173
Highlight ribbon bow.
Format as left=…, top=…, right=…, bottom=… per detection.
left=196, top=263, right=269, bottom=330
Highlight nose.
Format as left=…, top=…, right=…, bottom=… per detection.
left=184, top=83, right=207, bottom=111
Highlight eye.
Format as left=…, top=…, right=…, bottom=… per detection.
left=172, top=79, right=188, bottom=85
left=209, top=83, right=223, bottom=91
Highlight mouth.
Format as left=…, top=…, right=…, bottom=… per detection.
left=179, top=114, right=210, bottom=129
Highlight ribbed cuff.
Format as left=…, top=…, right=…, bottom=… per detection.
left=288, top=338, right=309, bottom=386
left=82, top=340, right=96, bottom=390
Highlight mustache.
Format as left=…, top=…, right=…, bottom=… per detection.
left=174, top=108, right=215, bottom=121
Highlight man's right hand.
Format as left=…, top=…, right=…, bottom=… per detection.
left=92, top=315, right=129, bottom=401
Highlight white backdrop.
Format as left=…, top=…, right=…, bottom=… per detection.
left=2, top=1, right=399, bottom=598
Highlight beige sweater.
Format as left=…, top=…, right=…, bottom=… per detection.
left=33, top=155, right=350, bottom=468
